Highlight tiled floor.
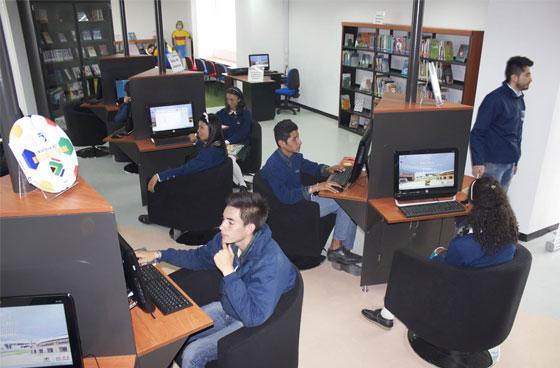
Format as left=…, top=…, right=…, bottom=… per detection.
left=78, top=108, right=560, bottom=367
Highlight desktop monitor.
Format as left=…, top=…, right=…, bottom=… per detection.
left=115, top=79, right=129, bottom=100
left=147, top=102, right=195, bottom=137
left=348, top=122, right=373, bottom=184
left=393, top=148, right=459, bottom=200
left=0, top=294, right=83, bottom=368
left=248, top=54, right=270, bottom=71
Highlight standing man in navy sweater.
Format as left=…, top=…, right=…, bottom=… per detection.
left=135, top=192, right=296, bottom=368
left=470, top=56, right=533, bottom=191
left=260, top=119, right=361, bottom=267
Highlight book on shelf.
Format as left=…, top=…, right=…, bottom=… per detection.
left=342, top=73, right=352, bottom=89
left=359, top=54, right=371, bottom=68
left=47, top=87, right=65, bottom=109
left=429, top=40, right=441, bottom=59
left=72, top=66, right=82, bottom=80
left=354, top=97, right=365, bottom=112
left=350, top=52, right=359, bottom=67
left=349, top=114, right=360, bottom=129
left=342, top=50, right=352, bottom=65
left=91, top=64, right=101, bottom=76
left=355, top=32, right=375, bottom=49
left=57, top=32, right=67, bottom=43
left=63, top=68, right=73, bottom=81
left=444, top=41, right=454, bottom=61
left=92, top=29, right=102, bottom=40
left=442, top=64, right=454, bottom=85
left=341, top=94, right=351, bottom=110
left=67, top=82, right=84, bottom=101
left=376, top=34, right=394, bottom=52
left=83, top=65, right=93, bottom=78
left=375, top=54, right=389, bottom=73
left=70, top=30, right=77, bottom=42
left=82, top=30, right=92, bottom=41
left=98, top=44, right=109, bottom=56
left=401, top=58, right=409, bottom=76
left=393, top=36, right=410, bottom=55
left=87, top=46, right=97, bottom=57
left=42, top=32, right=53, bottom=44
left=77, top=11, right=89, bottom=22
left=358, top=117, right=370, bottom=129
left=91, top=8, right=104, bottom=21
left=359, top=78, right=372, bottom=93
left=344, top=33, right=354, bottom=48
left=456, top=44, right=469, bottom=62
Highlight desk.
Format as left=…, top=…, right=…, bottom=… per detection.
left=83, top=355, right=136, bottom=368
left=130, top=265, right=213, bottom=367
left=105, top=134, right=196, bottom=205
left=225, top=73, right=281, bottom=121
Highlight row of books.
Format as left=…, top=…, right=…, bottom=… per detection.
left=375, top=77, right=403, bottom=97
left=47, top=82, right=84, bottom=110
left=81, top=29, right=105, bottom=41
left=341, top=94, right=371, bottom=114
left=418, top=61, right=455, bottom=85
left=420, top=39, right=454, bottom=61
left=342, top=51, right=373, bottom=69
left=348, top=115, right=371, bottom=130
left=43, top=48, right=74, bottom=63
left=377, top=34, right=410, bottom=55
left=77, top=9, right=105, bottom=22
left=375, top=55, right=390, bottom=73
left=48, top=64, right=101, bottom=85
left=83, top=45, right=110, bottom=58
left=342, top=73, right=374, bottom=94
left=42, top=29, right=105, bottom=44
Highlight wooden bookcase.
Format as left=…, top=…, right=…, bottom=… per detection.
left=339, top=22, right=483, bottom=135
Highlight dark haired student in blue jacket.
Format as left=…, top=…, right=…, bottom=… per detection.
left=135, top=192, right=296, bottom=368
left=470, top=56, right=533, bottom=191
left=138, top=113, right=227, bottom=225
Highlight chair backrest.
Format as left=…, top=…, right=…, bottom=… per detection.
left=63, top=103, right=107, bottom=147
left=215, top=270, right=304, bottom=368
left=195, top=58, right=207, bottom=74
left=148, top=158, right=233, bottom=231
left=185, top=57, right=194, bottom=70
left=287, top=69, right=300, bottom=90
left=205, top=60, right=217, bottom=77
left=238, top=121, right=262, bottom=174
left=385, top=245, right=532, bottom=352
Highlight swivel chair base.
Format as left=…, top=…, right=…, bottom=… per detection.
left=408, top=330, right=493, bottom=368
left=276, top=97, right=301, bottom=115
left=77, top=145, right=110, bottom=158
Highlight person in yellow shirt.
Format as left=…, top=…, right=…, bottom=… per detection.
left=172, top=20, right=191, bottom=58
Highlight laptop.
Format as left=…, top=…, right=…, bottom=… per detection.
left=0, top=294, right=83, bottom=368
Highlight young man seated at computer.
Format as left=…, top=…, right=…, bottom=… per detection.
left=362, top=177, right=518, bottom=332
left=135, top=192, right=296, bottom=368
left=260, top=119, right=362, bottom=266
left=138, top=113, right=227, bottom=224
left=217, top=87, right=251, bottom=191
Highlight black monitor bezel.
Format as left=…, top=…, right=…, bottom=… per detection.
left=0, top=294, right=83, bottom=368
left=393, top=147, right=459, bottom=200
left=248, top=54, right=270, bottom=71
left=348, top=123, right=373, bottom=184
left=147, top=101, right=195, bottom=138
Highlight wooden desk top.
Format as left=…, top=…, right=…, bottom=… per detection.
left=80, top=102, right=119, bottom=113
left=375, top=93, right=472, bottom=114
left=83, top=355, right=136, bottom=368
left=319, top=171, right=368, bottom=202
left=130, top=266, right=213, bottom=356
left=369, top=176, right=475, bottom=224
left=0, top=176, right=113, bottom=218
left=226, top=74, right=275, bottom=84
left=105, top=134, right=194, bottom=153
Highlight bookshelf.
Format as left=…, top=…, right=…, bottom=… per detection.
left=18, top=0, right=115, bottom=129
left=339, top=22, right=483, bottom=134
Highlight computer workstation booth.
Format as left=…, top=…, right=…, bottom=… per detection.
left=320, top=93, right=474, bottom=287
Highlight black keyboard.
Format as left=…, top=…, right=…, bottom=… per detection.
left=138, top=264, right=192, bottom=315
left=399, top=201, right=466, bottom=218
left=151, top=136, right=188, bottom=146
left=329, top=167, right=352, bottom=187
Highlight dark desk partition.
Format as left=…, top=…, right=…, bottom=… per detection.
left=100, top=55, right=156, bottom=104
left=128, top=69, right=205, bottom=139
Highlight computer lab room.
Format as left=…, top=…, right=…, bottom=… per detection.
left=1, top=0, right=559, bottom=367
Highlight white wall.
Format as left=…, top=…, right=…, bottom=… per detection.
left=1, top=0, right=38, bottom=115
left=471, top=0, right=560, bottom=234
left=235, top=0, right=288, bottom=71
left=288, top=0, right=490, bottom=115
left=111, top=0, right=192, bottom=44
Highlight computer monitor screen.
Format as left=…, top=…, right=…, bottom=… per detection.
left=394, top=148, right=459, bottom=200
left=0, top=294, right=82, bottom=368
left=115, top=79, right=128, bottom=99
left=148, top=102, right=194, bottom=136
left=248, top=54, right=270, bottom=70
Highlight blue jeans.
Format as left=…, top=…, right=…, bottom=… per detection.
left=176, top=44, right=188, bottom=58
left=484, top=162, right=514, bottom=192
left=311, top=196, right=357, bottom=250
left=181, top=302, right=243, bottom=368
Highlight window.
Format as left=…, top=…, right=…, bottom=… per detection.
left=47, top=348, right=53, bottom=353
left=59, top=346, right=68, bottom=352
left=195, top=0, right=236, bottom=62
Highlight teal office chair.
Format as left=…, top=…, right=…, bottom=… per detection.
left=276, top=69, right=300, bottom=115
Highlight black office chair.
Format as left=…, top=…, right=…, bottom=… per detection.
left=237, top=120, right=262, bottom=175
left=146, top=159, right=233, bottom=240
left=63, top=103, right=109, bottom=158
left=384, top=246, right=532, bottom=368
left=276, top=69, right=301, bottom=115
left=253, top=172, right=335, bottom=270
left=169, top=268, right=304, bottom=368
